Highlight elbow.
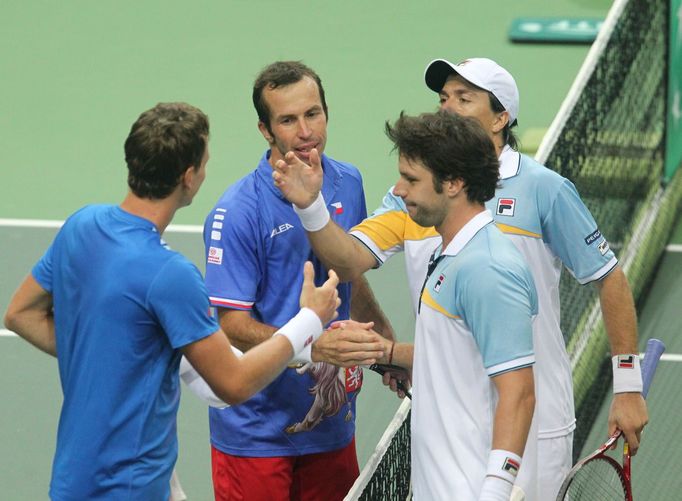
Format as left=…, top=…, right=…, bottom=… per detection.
left=4, top=308, right=18, bottom=333
left=214, top=382, right=255, bottom=406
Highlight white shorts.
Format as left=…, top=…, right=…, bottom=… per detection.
left=516, top=429, right=573, bottom=501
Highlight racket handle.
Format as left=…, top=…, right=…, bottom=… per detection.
left=641, top=338, right=665, bottom=398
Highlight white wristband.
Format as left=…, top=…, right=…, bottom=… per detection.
left=290, top=343, right=312, bottom=365
left=486, top=449, right=522, bottom=485
left=275, top=307, right=323, bottom=358
left=612, top=354, right=643, bottom=393
left=293, top=192, right=330, bottom=232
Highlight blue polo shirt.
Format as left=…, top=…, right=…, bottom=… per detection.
left=32, top=204, right=218, bottom=500
left=204, top=150, right=367, bottom=456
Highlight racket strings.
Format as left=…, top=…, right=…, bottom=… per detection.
left=563, top=457, right=629, bottom=500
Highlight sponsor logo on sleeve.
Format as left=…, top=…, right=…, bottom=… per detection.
left=214, top=214, right=225, bottom=221
left=496, top=198, right=516, bottom=216
left=584, top=229, right=602, bottom=245
left=216, top=208, right=226, bottom=213
left=212, top=221, right=223, bottom=230
left=207, top=246, right=223, bottom=265
left=598, top=240, right=610, bottom=255
left=211, top=230, right=221, bottom=241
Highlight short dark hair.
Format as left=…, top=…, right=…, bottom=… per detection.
left=124, top=102, right=209, bottom=199
left=252, top=61, right=328, bottom=134
left=385, top=111, right=500, bottom=204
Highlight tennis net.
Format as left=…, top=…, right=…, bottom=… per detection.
left=347, top=0, right=680, bottom=496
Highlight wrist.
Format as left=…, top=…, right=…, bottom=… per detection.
left=486, top=449, right=521, bottom=485
left=612, top=353, right=643, bottom=394
left=275, top=308, right=323, bottom=358
left=293, top=192, right=330, bottom=232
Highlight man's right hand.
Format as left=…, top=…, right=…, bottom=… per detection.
left=273, top=148, right=323, bottom=208
left=300, top=261, right=340, bottom=326
left=312, top=320, right=385, bottom=367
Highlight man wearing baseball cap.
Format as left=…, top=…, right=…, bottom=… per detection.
left=272, top=57, right=648, bottom=500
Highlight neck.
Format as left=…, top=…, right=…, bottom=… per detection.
left=119, top=191, right=179, bottom=234
left=437, top=202, right=486, bottom=251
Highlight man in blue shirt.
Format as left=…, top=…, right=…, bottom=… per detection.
left=4, top=102, right=345, bottom=501
left=204, top=61, right=393, bottom=501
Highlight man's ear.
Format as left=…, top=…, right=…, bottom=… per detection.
left=445, top=178, right=466, bottom=198
left=258, top=121, right=274, bottom=143
left=491, top=110, right=510, bottom=135
left=182, top=165, right=196, bottom=189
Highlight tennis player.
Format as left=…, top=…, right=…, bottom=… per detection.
left=202, top=61, right=392, bottom=501
left=272, top=57, right=648, bottom=500
left=3, top=102, right=342, bottom=501
left=284, top=111, right=538, bottom=500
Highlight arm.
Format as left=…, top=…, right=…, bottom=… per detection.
left=217, top=308, right=277, bottom=352
left=479, top=367, right=535, bottom=501
left=272, top=148, right=377, bottom=281
left=183, top=263, right=339, bottom=405
left=597, top=266, right=648, bottom=454
left=349, top=275, right=395, bottom=341
left=4, top=275, right=56, bottom=356
left=490, top=367, right=535, bottom=455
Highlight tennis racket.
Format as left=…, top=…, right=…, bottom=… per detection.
left=555, top=338, right=666, bottom=501
left=367, top=363, right=412, bottom=399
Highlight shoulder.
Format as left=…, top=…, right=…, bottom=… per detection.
left=518, top=154, right=567, bottom=186
left=207, top=174, right=260, bottom=219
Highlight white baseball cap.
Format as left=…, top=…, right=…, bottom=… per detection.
left=424, top=57, right=520, bottom=124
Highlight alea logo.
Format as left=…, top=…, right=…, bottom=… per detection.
left=271, top=223, right=294, bottom=238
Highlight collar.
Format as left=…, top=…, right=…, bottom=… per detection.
left=498, top=144, right=521, bottom=180
left=441, top=210, right=494, bottom=257
left=256, top=150, right=341, bottom=201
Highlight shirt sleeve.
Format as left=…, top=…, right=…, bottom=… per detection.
left=32, top=242, right=55, bottom=292
left=460, top=264, right=536, bottom=377
left=203, top=205, right=261, bottom=310
left=148, top=255, right=219, bottom=349
left=350, top=186, right=407, bottom=265
left=542, top=179, right=617, bottom=284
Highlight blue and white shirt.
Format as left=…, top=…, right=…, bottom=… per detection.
left=411, top=210, right=537, bottom=501
left=204, top=150, right=367, bottom=456
left=351, top=146, right=616, bottom=439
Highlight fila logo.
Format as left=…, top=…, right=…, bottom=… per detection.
left=617, top=355, right=635, bottom=369
left=271, top=223, right=294, bottom=238
left=502, top=457, right=520, bottom=477
left=496, top=198, right=516, bottom=216
left=434, top=274, right=445, bottom=292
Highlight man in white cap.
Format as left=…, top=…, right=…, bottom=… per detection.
left=271, top=57, right=648, bottom=500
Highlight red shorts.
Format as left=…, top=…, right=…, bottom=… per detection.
left=211, top=438, right=359, bottom=501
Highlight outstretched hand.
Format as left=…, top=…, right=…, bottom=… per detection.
left=272, top=149, right=324, bottom=208
left=300, top=261, right=340, bottom=326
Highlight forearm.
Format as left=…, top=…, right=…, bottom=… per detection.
left=350, top=276, right=395, bottom=341
left=218, top=308, right=278, bottom=352
left=307, top=221, right=377, bottom=282
left=4, top=275, right=57, bottom=357
left=491, top=368, right=535, bottom=455
left=597, top=266, right=638, bottom=355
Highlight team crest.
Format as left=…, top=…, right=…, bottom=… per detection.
left=496, top=198, right=516, bottom=216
